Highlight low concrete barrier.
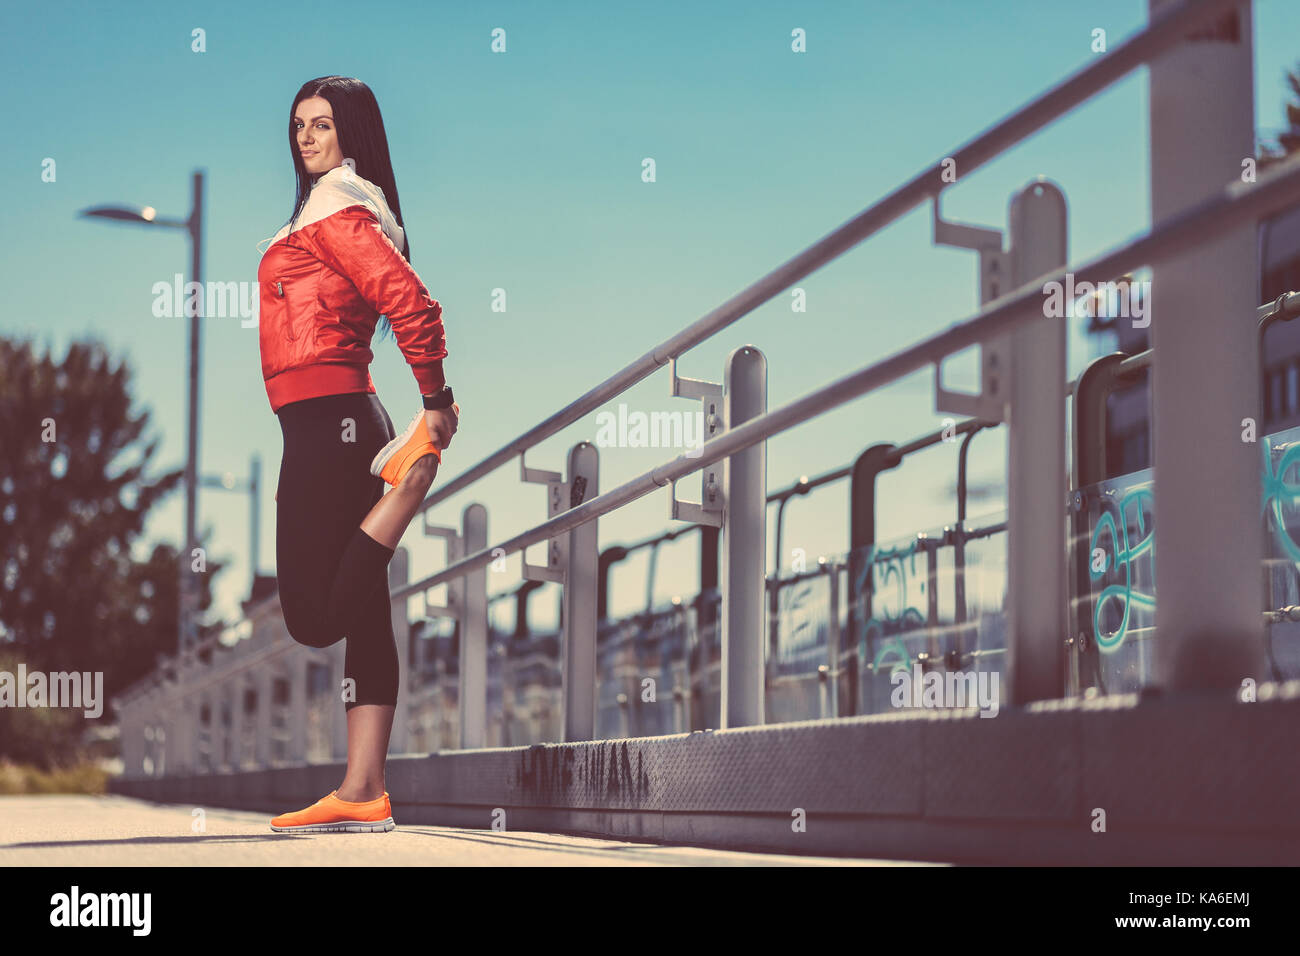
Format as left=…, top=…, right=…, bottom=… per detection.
left=109, top=683, right=1300, bottom=864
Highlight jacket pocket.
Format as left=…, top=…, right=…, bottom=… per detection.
left=271, top=274, right=321, bottom=347
left=272, top=276, right=302, bottom=341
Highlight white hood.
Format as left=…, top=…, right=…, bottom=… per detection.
left=258, top=164, right=405, bottom=256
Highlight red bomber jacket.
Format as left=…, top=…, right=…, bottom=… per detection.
left=256, top=164, right=447, bottom=413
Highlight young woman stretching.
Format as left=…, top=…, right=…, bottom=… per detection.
left=256, top=76, right=458, bottom=832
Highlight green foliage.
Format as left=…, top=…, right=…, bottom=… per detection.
left=1260, top=63, right=1300, bottom=169
left=0, top=335, right=226, bottom=768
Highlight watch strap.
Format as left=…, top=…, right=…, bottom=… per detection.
left=422, top=386, right=454, bottom=410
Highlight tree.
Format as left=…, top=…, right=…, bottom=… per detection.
left=1259, top=63, right=1300, bottom=171
left=0, top=335, right=226, bottom=768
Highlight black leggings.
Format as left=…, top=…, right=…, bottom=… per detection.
left=275, top=391, right=400, bottom=709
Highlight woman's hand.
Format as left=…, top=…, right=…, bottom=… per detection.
left=425, top=401, right=459, bottom=452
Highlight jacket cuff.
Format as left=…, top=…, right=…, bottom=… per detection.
left=415, top=360, right=446, bottom=396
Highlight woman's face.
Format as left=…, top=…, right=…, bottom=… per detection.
left=293, top=95, right=344, bottom=175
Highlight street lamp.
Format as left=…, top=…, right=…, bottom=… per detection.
left=80, top=170, right=205, bottom=655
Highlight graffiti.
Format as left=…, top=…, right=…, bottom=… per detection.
left=871, top=629, right=920, bottom=678
left=1261, top=438, right=1300, bottom=562
left=515, top=740, right=650, bottom=802
left=1087, top=487, right=1155, bottom=652
left=872, top=542, right=922, bottom=625
left=850, top=541, right=929, bottom=677
left=1083, top=434, right=1300, bottom=653
left=781, top=581, right=820, bottom=658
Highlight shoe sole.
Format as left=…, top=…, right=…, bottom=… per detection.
left=270, top=817, right=396, bottom=833
left=370, top=429, right=413, bottom=476
left=370, top=415, right=438, bottom=482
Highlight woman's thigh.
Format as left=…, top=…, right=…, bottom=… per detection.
left=274, top=392, right=393, bottom=643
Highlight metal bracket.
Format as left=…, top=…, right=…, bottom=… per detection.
left=932, top=195, right=1011, bottom=423
left=669, top=356, right=724, bottom=526
left=420, top=518, right=462, bottom=618
left=519, top=450, right=567, bottom=583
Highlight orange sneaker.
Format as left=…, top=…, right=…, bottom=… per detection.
left=269, top=790, right=396, bottom=833
left=370, top=408, right=442, bottom=487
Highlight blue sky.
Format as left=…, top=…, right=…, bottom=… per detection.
left=3, top=0, right=1299, bottom=630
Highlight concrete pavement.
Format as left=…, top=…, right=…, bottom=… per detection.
left=0, top=795, right=938, bottom=866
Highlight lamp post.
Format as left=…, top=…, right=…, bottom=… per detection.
left=80, top=170, right=205, bottom=654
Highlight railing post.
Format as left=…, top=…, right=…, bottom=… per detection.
left=157, top=686, right=175, bottom=776
left=117, top=704, right=140, bottom=777
left=144, top=712, right=158, bottom=777
left=561, top=442, right=599, bottom=742
left=229, top=677, right=245, bottom=771
left=255, top=668, right=273, bottom=768
left=825, top=557, right=841, bottom=717
left=210, top=691, right=227, bottom=773
left=289, top=653, right=307, bottom=763
left=518, top=444, right=592, bottom=742
left=847, top=444, right=902, bottom=715
left=1006, top=178, right=1068, bottom=704
left=195, top=696, right=209, bottom=773
left=180, top=656, right=198, bottom=774
left=1070, top=352, right=1144, bottom=694
left=932, top=177, right=1067, bottom=703
left=160, top=715, right=170, bottom=776
left=721, top=345, right=767, bottom=728
left=331, top=645, right=348, bottom=758
left=421, top=515, right=463, bottom=749
left=1147, top=0, right=1266, bottom=689
left=139, top=697, right=156, bottom=776
left=459, top=503, right=489, bottom=748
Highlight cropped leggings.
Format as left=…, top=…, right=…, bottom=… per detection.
left=275, top=391, right=400, bottom=709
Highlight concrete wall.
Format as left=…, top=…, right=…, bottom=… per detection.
left=109, top=681, right=1300, bottom=865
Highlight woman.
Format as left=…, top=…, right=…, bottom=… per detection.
left=256, top=76, right=458, bottom=832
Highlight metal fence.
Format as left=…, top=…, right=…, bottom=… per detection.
left=113, top=0, right=1300, bottom=778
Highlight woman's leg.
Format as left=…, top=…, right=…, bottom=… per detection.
left=275, top=392, right=438, bottom=802
left=334, top=454, right=438, bottom=801
left=359, top=452, right=439, bottom=549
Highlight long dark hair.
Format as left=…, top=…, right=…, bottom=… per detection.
left=280, top=76, right=410, bottom=342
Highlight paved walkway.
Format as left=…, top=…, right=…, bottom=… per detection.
left=0, top=795, right=937, bottom=866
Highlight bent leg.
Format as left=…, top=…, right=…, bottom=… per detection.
left=274, top=393, right=394, bottom=651
left=360, top=453, right=439, bottom=549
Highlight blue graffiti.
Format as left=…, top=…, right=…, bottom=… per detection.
left=1088, top=487, right=1156, bottom=652
left=1261, top=438, right=1300, bottom=562
left=868, top=629, right=920, bottom=681
left=854, top=541, right=928, bottom=676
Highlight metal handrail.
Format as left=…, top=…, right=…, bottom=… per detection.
left=122, top=0, right=1242, bottom=703
left=392, top=149, right=1300, bottom=600
left=416, top=0, right=1241, bottom=514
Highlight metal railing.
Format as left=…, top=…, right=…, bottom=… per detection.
left=415, top=0, right=1246, bottom=515
left=115, top=0, right=1300, bottom=777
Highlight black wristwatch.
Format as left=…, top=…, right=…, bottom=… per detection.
left=422, top=385, right=454, bottom=410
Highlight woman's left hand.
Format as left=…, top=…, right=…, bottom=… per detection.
left=425, top=402, right=459, bottom=452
